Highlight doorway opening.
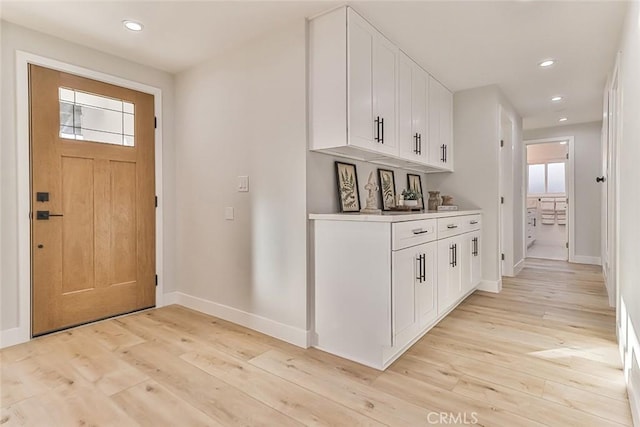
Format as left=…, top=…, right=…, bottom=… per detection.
left=524, top=138, right=574, bottom=261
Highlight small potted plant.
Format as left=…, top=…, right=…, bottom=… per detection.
left=401, top=188, right=422, bottom=207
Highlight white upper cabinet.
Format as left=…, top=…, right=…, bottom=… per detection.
left=429, top=76, right=454, bottom=171
left=398, top=52, right=428, bottom=164
left=309, top=6, right=453, bottom=172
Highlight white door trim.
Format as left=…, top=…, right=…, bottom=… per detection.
left=4, top=51, right=165, bottom=348
left=522, top=136, right=576, bottom=263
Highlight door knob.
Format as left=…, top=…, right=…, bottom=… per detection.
left=596, top=176, right=606, bottom=183
left=36, top=210, right=64, bottom=220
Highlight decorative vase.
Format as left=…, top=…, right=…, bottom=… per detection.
left=404, top=200, right=418, bottom=207
left=441, top=195, right=454, bottom=206
left=427, top=191, right=441, bottom=211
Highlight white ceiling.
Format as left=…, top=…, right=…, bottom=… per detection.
left=0, top=1, right=628, bottom=130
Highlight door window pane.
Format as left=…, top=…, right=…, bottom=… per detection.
left=528, top=164, right=545, bottom=194
left=58, top=87, right=135, bottom=146
left=547, top=162, right=566, bottom=193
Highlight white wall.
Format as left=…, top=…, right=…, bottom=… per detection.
left=174, top=20, right=308, bottom=340
left=428, top=85, right=522, bottom=286
left=615, top=5, right=640, bottom=420
left=0, top=21, right=176, bottom=333
left=307, top=152, right=428, bottom=214
left=524, top=121, right=602, bottom=260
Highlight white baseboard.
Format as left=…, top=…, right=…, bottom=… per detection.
left=513, top=259, right=525, bottom=276
left=630, top=354, right=639, bottom=427
left=572, top=255, right=602, bottom=266
left=477, top=279, right=502, bottom=293
left=0, top=327, right=29, bottom=349
left=164, top=292, right=310, bottom=348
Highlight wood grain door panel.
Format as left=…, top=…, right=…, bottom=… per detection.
left=30, top=65, right=155, bottom=336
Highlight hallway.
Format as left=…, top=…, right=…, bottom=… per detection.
left=0, top=260, right=631, bottom=426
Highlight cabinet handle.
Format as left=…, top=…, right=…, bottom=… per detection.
left=470, top=220, right=478, bottom=225
left=381, top=117, right=384, bottom=144
left=418, top=134, right=422, bottom=155
left=454, top=243, right=457, bottom=267
left=533, top=218, right=536, bottom=227
left=441, top=144, right=445, bottom=162
left=412, top=229, right=429, bottom=235
left=374, top=116, right=381, bottom=143
left=421, top=254, right=426, bottom=282
left=416, top=255, right=422, bottom=283
left=450, top=244, right=455, bottom=267
left=444, top=145, right=448, bottom=163
left=414, top=133, right=419, bottom=154
left=447, top=224, right=458, bottom=229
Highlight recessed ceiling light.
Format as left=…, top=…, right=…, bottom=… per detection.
left=551, top=96, right=563, bottom=102
left=123, top=20, right=144, bottom=32
left=539, top=59, right=556, bottom=68
left=559, top=117, right=568, bottom=122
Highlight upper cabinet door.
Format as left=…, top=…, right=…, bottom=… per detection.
left=428, top=76, right=454, bottom=170
left=347, top=11, right=374, bottom=149
left=372, top=33, right=398, bottom=155
left=398, top=52, right=428, bottom=163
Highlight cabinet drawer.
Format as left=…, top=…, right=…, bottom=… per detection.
left=463, top=214, right=481, bottom=232
left=437, top=215, right=478, bottom=238
left=392, top=219, right=437, bottom=250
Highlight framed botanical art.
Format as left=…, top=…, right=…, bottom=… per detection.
left=407, top=173, right=424, bottom=209
left=378, top=168, right=396, bottom=211
left=335, top=161, right=361, bottom=212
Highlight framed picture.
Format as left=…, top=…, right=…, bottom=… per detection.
left=407, top=173, right=424, bottom=209
left=378, top=168, right=396, bottom=210
left=335, top=161, right=361, bottom=212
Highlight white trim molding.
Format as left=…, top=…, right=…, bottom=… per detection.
left=513, top=258, right=525, bottom=276
left=4, top=51, right=165, bottom=349
left=477, top=279, right=502, bottom=293
left=572, top=255, right=602, bottom=266
left=164, top=292, right=310, bottom=348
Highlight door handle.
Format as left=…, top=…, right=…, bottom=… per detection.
left=36, top=210, right=63, bottom=220
left=596, top=176, right=606, bottom=183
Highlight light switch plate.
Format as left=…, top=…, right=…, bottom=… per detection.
left=225, top=207, right=234, bottom=220
left=238, top=176, right=249, bottom=192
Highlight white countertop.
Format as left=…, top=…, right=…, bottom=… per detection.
left=309, top=209, right=482, bottom=223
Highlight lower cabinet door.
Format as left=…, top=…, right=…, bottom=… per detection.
left=416, top=241, right=437, bottom=327
left=437, top=236, right=462, bottom=315
left=392, top=246, right=419, bottom=345
left=470, top=231, right=482, bottom=289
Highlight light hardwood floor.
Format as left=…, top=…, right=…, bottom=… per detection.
left=1, top=259, right=631, bottom=426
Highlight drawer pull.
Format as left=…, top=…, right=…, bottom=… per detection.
left=470, top=220, right=479, bottom=225
left=412, top=229, right=430, bottom=235
left=447, top=224, right=458, bottom=229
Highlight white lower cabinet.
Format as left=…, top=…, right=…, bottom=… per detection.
left=312, top=211, right=482, bottom=370
left=392, top=241, right=437, bottom=349
left=437, top=234, right=464, bottom=315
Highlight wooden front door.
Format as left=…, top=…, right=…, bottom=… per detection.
left=30, top=65, right=156, bottom=336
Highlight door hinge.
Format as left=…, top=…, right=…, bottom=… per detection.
left=501, top=197, right=504, bottom=204
left=500, top=139, right=504, bottom=148
left=501, top=253, right=505, bottom=261
left=155, top=274, right=158, bottom=287
left=154, top=117, right=157, bottom=129
left=155, top=195, right=158, bottom=208
left=566, top=242, right=569, bottom=249
left=566, top=153, right=569, bottom=160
